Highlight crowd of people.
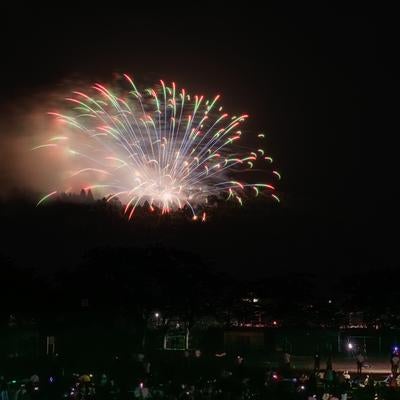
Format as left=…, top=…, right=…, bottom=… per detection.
left=1, top=349, right=400, bottom=399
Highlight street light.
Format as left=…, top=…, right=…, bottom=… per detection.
left=347, top=343, right=353, bottom=350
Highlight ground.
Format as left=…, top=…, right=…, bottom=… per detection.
left=246, top=353, right=393, bottom=377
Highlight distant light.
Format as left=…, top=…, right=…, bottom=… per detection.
left=273, top=321, right=277, bottom=326
left=253, top=298, right=259, bottom=303
left=348, top=343, right=353, bottom=350
left=328, top=300, right=332, bottom=304
left=155, top=312, right=160, bottom=318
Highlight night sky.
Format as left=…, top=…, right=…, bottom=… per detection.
left=0, top=6, right=384, bottom=277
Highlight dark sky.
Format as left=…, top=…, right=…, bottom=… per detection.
left=0, top=6, right=384, bottom=276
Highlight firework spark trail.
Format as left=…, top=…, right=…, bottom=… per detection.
left=33, top=75, right=280, bottom=219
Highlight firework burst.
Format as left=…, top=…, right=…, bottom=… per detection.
left=33, top=74, right=280, bottom=219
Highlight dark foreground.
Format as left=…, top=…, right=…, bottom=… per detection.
left=2, top=353, right=400, bottom=400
